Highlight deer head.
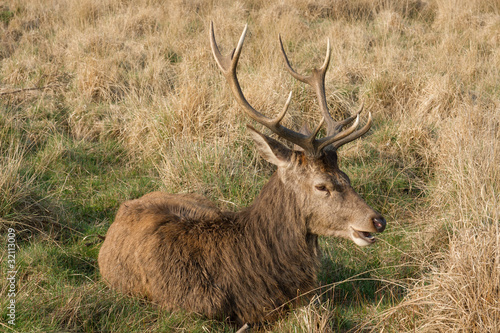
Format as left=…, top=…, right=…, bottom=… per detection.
left=210, top=23, right=386, bottom=246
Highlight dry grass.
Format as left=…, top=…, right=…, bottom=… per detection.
left=0, top=142, right=31, bottom=220
left=1, top=0, right=500, bottom=331
left=372, top=101, right=500, bottom=332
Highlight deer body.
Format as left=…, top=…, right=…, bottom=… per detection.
left=98, top=23, right=386, bottom=325
left=99, top=174, right=320, bottom=323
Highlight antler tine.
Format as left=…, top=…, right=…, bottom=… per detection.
left=210, top=22, right=318, bottom=152
left=278, top=35, right=310, bottom=84
left=271, top=91, right=293, bottom=126
left=317, top=114, right=359, bottom=151
left=319, top=39, right=331, bottom=73
left=332, top=112, right=373, bottom=149
left=210, top=21, right=233, bottom=72
left=279, top=36, right=337, bottom=135
left=331, top=102, right=364, bottom=132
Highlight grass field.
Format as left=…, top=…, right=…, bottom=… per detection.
left=1, top=0, right=499, bottom=331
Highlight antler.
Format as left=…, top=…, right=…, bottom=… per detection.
left=210, top=22, right=372, bottom=155
left=210, top=22, right=321, bottom=153
left=278, top=36, right=372, bottom=150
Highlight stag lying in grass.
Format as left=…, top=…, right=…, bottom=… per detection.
left=98, top=23, right=386, bottom=326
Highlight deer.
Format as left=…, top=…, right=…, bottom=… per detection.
left=98, top=22, right=386, bottom=327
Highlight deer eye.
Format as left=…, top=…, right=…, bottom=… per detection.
left=315, top=185, right=330, bottom=194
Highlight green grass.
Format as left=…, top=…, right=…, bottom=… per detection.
left=2, top=0, right=499, bottom=331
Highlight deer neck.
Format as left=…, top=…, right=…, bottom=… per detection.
left=238, top=172, right=319, bottom=260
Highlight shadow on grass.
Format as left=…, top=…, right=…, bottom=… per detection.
left=315, top=247, right=407, bottom=331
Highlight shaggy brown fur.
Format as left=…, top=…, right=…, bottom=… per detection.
left=99, top=146, right=385, bottom=325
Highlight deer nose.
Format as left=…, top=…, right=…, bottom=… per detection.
left=373, top=216, right=386, bottom=233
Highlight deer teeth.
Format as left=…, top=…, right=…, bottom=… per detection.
left=362, top=232, right=374, bottom=239
left=353, top=229, right=376, bottom=242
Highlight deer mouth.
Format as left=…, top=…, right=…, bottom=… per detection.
left=351, top=228, right=376, bottom=246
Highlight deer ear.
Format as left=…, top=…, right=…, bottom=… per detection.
left=247, top=125, right=292, bottom=167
